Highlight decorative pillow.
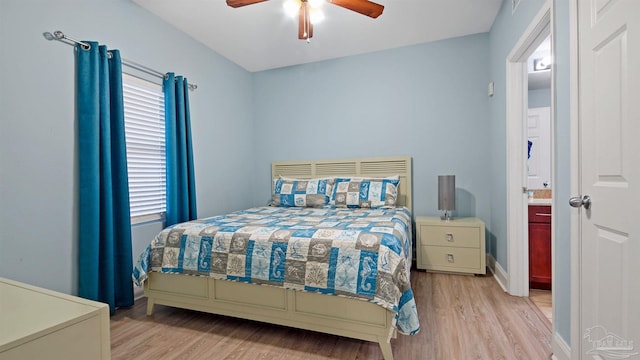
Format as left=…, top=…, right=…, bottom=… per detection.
left=271, top=177, right=335, bottom=207
left=331, top=177, right=399, bottom=208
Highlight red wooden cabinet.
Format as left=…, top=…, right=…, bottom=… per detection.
left=528, top=205, right=551, bottom=290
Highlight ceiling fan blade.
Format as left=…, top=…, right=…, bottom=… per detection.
left=328, top=0, right=384, bottom=18
left=226, top=0, right=268, bottom=8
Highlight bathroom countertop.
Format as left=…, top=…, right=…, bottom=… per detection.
left=529, top=198, right=552, bottom=206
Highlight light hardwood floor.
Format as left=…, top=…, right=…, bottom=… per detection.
left=529, top=289, right=553, bottom=324
left=111, top=271, right=552, bottom=359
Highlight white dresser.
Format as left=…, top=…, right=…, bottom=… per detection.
left=0, top=277, right=111, bottom=360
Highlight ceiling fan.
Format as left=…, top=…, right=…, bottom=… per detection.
left=226, top=0, right=384, bottom=40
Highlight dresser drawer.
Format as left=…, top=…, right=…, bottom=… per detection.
left=420, top=246, right=481, bottom=271
left=419, top=224, right=480, bottom=248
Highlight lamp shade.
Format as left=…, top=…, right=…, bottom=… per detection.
left=438, top=175, right=456, bottom=211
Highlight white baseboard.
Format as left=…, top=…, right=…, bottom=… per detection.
left=551, top=332, right=571, bottom=360
left=486, top=253, right=509, bottom=292
left=134, top=284, right=144, bottom=300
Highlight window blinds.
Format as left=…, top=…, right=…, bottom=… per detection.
left=122, top=74, right=166, bottom=221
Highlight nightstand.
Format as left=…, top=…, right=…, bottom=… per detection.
left=415, top=216, right=486, bottom=275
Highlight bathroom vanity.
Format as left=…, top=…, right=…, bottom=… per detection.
left=528, top=202, right=552, bottom=290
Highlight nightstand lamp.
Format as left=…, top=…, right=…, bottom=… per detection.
left=438, top=175, right=455, bottom=221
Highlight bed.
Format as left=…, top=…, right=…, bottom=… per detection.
left=133, top=156, right=418, bottom=360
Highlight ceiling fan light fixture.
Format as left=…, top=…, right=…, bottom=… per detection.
left=283, top=0, right=301, bottom=18
left=310, top=8, right=325, bottom=23
left=285, top=0, right=324, bottom=24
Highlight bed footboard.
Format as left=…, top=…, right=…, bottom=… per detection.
left=144, top=272, right=396, bottom=360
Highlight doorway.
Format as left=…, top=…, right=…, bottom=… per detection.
left=526, top=36, right=552, bottom=324
left=505, top=0, right=554, bottom=320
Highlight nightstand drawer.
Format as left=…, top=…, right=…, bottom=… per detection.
left=420, top=246, right=481, bottom=271
left=419, top=225, right=480, bottom=248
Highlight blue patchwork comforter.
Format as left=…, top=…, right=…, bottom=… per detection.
left=133, top=206, right=420, bottom=335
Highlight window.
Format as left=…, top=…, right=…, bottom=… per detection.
left=122, top=73, right=166, bottom=224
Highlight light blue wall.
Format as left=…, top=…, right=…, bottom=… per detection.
left=488, top=0, right=547, bottom=272
left=0, top=0, right=255, bottom=294
left=252, top=34, right=492, bottom=224
left=529, top=87, right=551, bottom=108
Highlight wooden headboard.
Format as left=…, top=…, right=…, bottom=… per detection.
left=272, top=156, right=413, bottom=213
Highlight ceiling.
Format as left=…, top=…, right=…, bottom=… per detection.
left=133, top=0, right=503, bottom=72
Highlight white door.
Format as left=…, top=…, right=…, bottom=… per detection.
left=527, top=107, right=551, bottom=190
left=576, top=0, right=640, bottom=358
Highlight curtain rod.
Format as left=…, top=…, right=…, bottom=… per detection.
left=43, top=30, right=198, bottom=91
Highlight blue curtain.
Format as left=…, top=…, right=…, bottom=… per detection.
left=77, top=42, right=134, bottom=314
left=164, top=73, right=197, bottom=226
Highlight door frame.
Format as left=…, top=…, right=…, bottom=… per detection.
left=568, top=0, right=579, bottom=357
left=506, top=0, right=554, bottom=298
